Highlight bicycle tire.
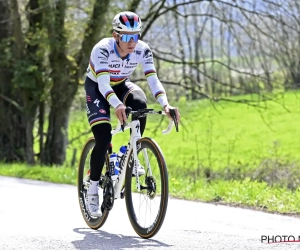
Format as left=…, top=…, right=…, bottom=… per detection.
left=77, top=137, right=110, bottom=229
left=124, top=137, right=169, bottom=239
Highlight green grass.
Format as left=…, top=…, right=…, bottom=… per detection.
left=0, top=164, right=299, bottom=214
left=67, top=91, right=300, bottom=181
left=0, top=164, right=77, bottom=184
left=1, top=91, right=300, bottom=215
left=170, top=177, right=300, bottom=214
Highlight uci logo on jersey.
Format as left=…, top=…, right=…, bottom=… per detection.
left=109, top=64, right=121, bottom=68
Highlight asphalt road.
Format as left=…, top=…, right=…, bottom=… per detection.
left=0, top=176, right=300, bottom=250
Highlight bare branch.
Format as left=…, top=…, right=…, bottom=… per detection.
left=0, top=93, right=23, bottom=112
left=132, top=77, right=267, bottom=108
left=152, top=50, right=268, bottom=78
left=68, top=129, right=91, bottom=145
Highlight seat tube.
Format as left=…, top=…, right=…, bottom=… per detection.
left=130, top=120, right=142, bottom=191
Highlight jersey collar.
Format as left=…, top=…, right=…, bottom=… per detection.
left=114, top=42, right=130, bottom=60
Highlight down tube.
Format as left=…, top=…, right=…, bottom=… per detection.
left=114, top=145, right=130, bottom=199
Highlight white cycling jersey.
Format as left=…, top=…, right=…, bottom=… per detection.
left=86, top=38, right=169, bottom=108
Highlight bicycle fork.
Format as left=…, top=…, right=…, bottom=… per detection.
left=132, top=137, right=142, bottom=192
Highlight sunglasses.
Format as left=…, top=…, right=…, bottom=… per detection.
left=115, top=32, right=139, bottom=42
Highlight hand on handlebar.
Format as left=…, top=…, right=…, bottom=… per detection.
left=115, top=103, right=127, bottom=125
left=163, top=104, right=180, bottom=123
left=163, top=104, right=180, bottom=132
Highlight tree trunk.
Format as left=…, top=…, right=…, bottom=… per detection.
left=40, top=0, right=76, bottom=165
left=127, top=0, right=142, bottom=12
left=76, top=0, right=112, bottom=76
left=0, top=1, right=27, bottom=162
left=41, top=0, right=112, bottom=165
left=42, top=98, right=72, bottom=165
left=38, top=101, right=45, bottom=160
left=23, top=0, right=45, bottom=164
left=25, top=118, right=35, bottom=164
left=290, top=60, right=300, bottom=89
left=0, top=0, right=45, bottom=165
left=41, top=47, right=78, bottom=165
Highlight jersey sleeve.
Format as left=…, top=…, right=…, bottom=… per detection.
left=89, top=45, right=122, bottom=108
left=141, top=45, right=169, bottom=107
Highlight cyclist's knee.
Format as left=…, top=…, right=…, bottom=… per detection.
left=126, top=90, right=147, bottom=110
left=91, top=123, right=112, bottom=148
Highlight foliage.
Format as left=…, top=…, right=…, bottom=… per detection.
left=1, top=0, right=300, bottom=167
left=65, top=91, right=300, bottom=190
left=2, top=90, right=300, bottom=214
left=1, top=164, right=300, bottom=214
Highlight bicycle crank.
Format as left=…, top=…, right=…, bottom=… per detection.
left=100, top=174, right=115, bottom=212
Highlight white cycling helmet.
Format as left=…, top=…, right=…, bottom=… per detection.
left=112, top=11, right=142, bottom=32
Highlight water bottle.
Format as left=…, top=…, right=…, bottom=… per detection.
left=117, top=145, right=127, bottom=165
left=109, top=153, right=119, bottom=182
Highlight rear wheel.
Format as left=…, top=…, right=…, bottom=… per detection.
left=77, top=137, right=110, bottom=229
left=125, top=137, right=169, bottom=239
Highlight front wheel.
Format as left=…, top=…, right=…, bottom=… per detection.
left=77, top=137, right=110, bottom=229
left=125, top=137, right=169, bottom=239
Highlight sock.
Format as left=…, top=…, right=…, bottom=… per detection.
left=88, top=180, right=99, bottom=195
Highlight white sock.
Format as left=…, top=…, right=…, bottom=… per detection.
left=88, top=180, right=99, bottom=195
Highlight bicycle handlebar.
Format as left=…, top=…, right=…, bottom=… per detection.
left=111, top=107, right=178, bottom=135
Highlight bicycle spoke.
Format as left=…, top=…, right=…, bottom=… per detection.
left=142, top=148, right=152, bottom=176
left=129, top=144, right=163, bottom=228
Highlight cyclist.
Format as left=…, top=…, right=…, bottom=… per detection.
left=84, top=11, right=180, bottom=216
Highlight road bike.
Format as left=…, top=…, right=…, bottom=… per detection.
left=77, top=107, right=178, bottom=239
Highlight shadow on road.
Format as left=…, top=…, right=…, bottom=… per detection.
left=72, top=228, right=173, bottom=250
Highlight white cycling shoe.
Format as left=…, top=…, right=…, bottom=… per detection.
left=132, top=164, right=145, bottom=176
left=86, top=194, right=102, bottom=217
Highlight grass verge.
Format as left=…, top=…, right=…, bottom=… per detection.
left=1, top=164, right=299, bottom=215
left=2, top=91, right=300, bottom=216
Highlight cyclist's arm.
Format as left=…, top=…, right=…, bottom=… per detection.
left=141, top=46, right=169, bottom=108
left=89, top=45, right=122, bottom=108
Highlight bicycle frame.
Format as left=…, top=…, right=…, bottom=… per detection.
left=78, top=107, right=177, bottom=237
left=111, top=119, right=141, bottom=199
left=110, top=111, right=174, bottom=199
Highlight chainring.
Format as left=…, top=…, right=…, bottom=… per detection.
left=100, top=175, right=114, bottom=212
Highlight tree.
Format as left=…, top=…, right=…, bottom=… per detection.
left=1, top=0, right=298, bottom=166
left=136, top=0, right=294, bottom=99
left=0, top=1, right=27, bottom=163
left=41, top=0, right=112, bottom=165
left=0, top=0, right=113, bottom=165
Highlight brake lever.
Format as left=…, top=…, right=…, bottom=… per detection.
left=121, top=107, right=132, bottom=132
left=169, top=109, right=179, bottom=132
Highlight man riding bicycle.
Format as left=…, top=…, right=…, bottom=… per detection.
left=84, top=11, right=180, bottom=217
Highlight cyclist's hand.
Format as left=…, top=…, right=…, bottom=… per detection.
left=115, top=103, right=127, bottom=125
left=163, top=104, right=180, bottom=123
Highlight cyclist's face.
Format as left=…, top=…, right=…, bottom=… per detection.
left=114, top=31, right=139, bottom=54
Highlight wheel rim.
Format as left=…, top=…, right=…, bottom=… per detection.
left=129, top=146, right=165, bottom=229
left=78, top=139, right=108, bottom=222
